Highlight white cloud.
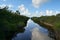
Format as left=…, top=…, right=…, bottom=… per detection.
left=0, top=4, right=6, bottom=9
left=18, top=4, right=31, bottom=17
left=0, top=4, right=13, bottom=9
left=30, top=11, right=43, bottom=17
left=45, top=10, right=60, bottom=16
left=18, top=4, right=25, bottom=12
left=56, top=11, right=60, bottom=15
left=31, top=10, right=60, bottom=17
left=46, top=10, right=53, bottom=16
left=32, top=0, right=48, bottom=8
left=22, top=9, right=31, bottom=16
left=18, top=4, right=43, bottom=17
left=8, top=5, right=13, bottom=9
left=8, top=5, right=13, bottom=8
left=39, top=12, right=43, bottom=16
left=18, top=4, right=60, bottom=17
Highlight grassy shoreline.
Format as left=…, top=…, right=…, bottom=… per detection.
left=31, top=14, right=60, bottom=40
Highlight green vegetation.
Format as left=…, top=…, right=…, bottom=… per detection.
left=0, top=7, right=29, bottom=40
left=32, top=14, right=60, bottom=30
left=31, top=14, right=60, bottom=40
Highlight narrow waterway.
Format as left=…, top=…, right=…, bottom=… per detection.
left=12, top=19, right=54, bottom=40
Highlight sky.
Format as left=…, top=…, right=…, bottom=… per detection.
left=0, top=0, right=60, bottom=17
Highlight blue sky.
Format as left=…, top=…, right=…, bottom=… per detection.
left=0, top=0, right=60, bottom=17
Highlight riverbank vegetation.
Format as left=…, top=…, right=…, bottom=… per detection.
left=31, top=13, right=60, bottom=40
left=0, top=7, right=29, bottom=40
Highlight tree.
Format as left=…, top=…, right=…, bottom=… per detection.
left=56, top=13, right=60, bottom=17
left=16, top=10, right=20, bottom=15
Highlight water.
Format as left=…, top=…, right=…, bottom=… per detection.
left=12, top=19, right=54, bottom=40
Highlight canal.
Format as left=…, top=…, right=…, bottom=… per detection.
left=12, top=19, right=54, bottom=40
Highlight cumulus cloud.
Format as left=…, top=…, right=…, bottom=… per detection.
left=30, top=11, right=43, bottom=17
left=31, top=10, right=60, bottom=17
left=45, top=10, right=60, bottom=16
left=18, top=4, right=31, bottom=17
left=18, top=4, right=43, bottom=17
left=18, top=4, right=25, bottom=12
left=46, top=10, right=53, bottom=16
left=32, top=0, right=48, bottom=8
left=18, top=4, right=59, bottom=17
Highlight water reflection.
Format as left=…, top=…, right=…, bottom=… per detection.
left=12, top=19, right=53, bottom=40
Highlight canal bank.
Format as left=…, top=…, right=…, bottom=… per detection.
left=31, top=17, right=60, bottom=40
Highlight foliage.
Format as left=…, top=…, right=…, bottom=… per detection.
left=0, top=7, right=29, bottom=40
left=32, top=14, right=60, bottom=30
